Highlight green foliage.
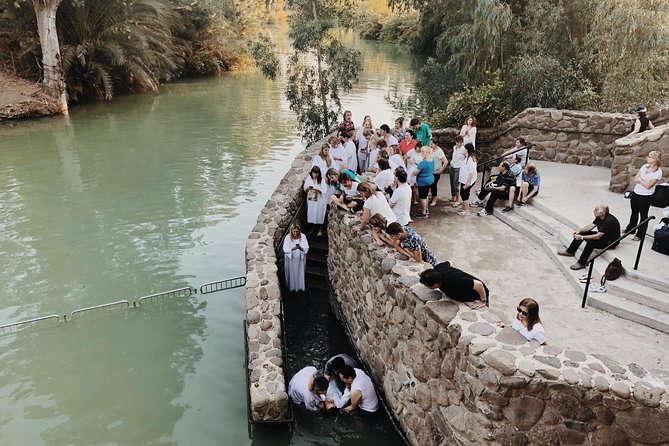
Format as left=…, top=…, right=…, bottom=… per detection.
left=378, top=12, right=420, bottom=45
left=250, top=41, right=280, bottom=80
left=506, top=56, right=581, bottom=111
left=436, top=73, right=513, bottom=129
left=414, top=58, right=457, bottom=116
left=278, top=0, right=361, bottom=143
left=186, top=51, right=221, bottom=77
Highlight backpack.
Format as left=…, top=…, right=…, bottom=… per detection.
left=652, top=223, right=669, bottom=256
left=604, top=258, right=624, bottom=281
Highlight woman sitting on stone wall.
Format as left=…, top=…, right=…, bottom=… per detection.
left=497, top=298, right=546, bottom=344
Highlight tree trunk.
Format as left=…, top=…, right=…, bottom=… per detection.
left=311, top=0, right=329, bottom=134
left=33, top=0, right=68, bottom=114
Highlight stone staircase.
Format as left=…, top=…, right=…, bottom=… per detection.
left=493, top=202, right=669, bottom=335
left=306, top=235, right=330, bottom=292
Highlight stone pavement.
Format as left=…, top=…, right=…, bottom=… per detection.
left=410, top=161, right=669, bottom=377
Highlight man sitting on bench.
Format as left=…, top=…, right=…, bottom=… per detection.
left=472, top=161, right=516, bottom=216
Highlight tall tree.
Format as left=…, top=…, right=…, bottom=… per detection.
left=261, top=0, right=362, bottom=142
left=33, top=0, right=68, bottom=112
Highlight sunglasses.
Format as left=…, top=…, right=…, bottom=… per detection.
left=516, top=307, right=528, bottom=316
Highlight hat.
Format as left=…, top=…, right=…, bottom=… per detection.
left=635, top=106, right=647, bottom=113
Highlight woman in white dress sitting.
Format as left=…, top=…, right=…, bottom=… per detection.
left=497, top=298, right=545, bottom=344
left=283, top=224, right=309, bottom=292
left=304, top=166, right=329, bottom=237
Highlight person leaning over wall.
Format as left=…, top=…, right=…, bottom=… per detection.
left=419, top=261, right=489, bottom=309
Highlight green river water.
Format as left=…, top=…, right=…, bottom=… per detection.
left=0, top=31, right=422, bottom=445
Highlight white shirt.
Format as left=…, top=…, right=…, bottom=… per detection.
left=406, top=149, right=423, bottom=168
left=458, top=157, right=477, bottom=185
left=368, top=148, right=380, bottom=170
left=389, top=154, right=406, bottom=170
left=351, top=368, right=379, bottom=412
left=363, top=192, right=397, bottom=224
left=312, top=155, right=333, bottom=176
left=460, top=124, right=477, bottom=146
left=385, top=134, right=399, bottom=147
left=389, top=183, right=412, bottom=225
left=451, top=145, right=466, bottom=169
left=634, top=165, right=663, bottom=196
left=512, top=319, right=546, bottom=344
left=342, top=181, right=359, bottom=198
left=288, top=366, right=320, bottom=411
left=432, top=147, right=447, bottom=173
left=373, top=169, right=395, bottom=191
left=343, top=140, right=357, bottom=170
left=329, top=145, right=346, bottom=169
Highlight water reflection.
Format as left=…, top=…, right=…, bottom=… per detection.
left=0, top=29, right=421, bottom=445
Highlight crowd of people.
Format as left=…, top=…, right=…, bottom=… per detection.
left=285, top=108, right=664, bottom=413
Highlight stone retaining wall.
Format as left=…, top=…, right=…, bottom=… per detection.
left=610, top=124, right=669, bottom=193
left=244, top=139, right=322, bottom=421
left=432, top=108, right=632, bottom=168
left=327, top=209, right=669, bottom=446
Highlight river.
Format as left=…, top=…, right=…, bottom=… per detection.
left=0, top=29, right=422, bottom=445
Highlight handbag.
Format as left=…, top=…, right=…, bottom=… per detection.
left=650, top=184, right=669, bottom=208
left=604, top=258, right=624, bottom=281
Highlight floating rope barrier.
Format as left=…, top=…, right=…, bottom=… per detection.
left=0, top=276, right=245, bottom=336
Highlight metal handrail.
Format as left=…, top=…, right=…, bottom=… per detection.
left=200, top=277, right=246, bottom=295
left=580, top=215, right=656, bottom=308
left=477, top=144, right=534, bottom=188
left=138, top=286, right=196, bottom=306
left=71, top=300, right=130, bottom=317
left=0, top=315, right=60, bottom=335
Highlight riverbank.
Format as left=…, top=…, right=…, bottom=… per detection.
left=0, top=69, right=63, bottom=120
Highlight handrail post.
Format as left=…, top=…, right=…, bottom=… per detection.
left=634, top=227, right=649, bottom=270
left=581, top=261, right=595, bottom=308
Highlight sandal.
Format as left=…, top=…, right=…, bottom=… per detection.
left=471, top=300, right=486, bottom=309
left=452, top=202, right=462, bottom=208
left=457, top=210, right=470, bottom=216
left=632, top=236, right=641, bottom=241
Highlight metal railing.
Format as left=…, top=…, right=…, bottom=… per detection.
left=200, top=277, right=246, bottom=295
left=0, top=277, right=246, bottom=336
left=477, top=144, right=534, bottom=188
left=580, top=215, right=656, bottom=308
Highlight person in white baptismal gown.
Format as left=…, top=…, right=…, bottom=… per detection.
left=283, top=224, right=309, bottom=292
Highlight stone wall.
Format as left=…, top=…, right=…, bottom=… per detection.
left=610, top=124, right=669, bottom=193
left=432, top=108, right=632, bottom=168
left=244, top=139, right=322, bottom=421
left=327, top=209, right=669, bottom=446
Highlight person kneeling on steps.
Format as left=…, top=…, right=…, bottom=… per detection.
left=557, top=204, right=620, bottom=270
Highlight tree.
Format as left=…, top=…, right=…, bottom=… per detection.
left=257, top=0, right=362, bottom=143
left=32, top=0, right=68, bottom=112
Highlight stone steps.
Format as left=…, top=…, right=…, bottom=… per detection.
left=493, top=205, right=669, bottom=335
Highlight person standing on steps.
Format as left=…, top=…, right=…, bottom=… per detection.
left=283, top=224, right=309, bottom=292
left=557, top=204, right=620, bottom=270
left=460, top=115, right=477, bottom=147
left=624, top=151, right=663, bottom=241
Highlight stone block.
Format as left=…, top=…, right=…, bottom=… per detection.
left=518, top=360, right=536, bottom=377
left=485, top=350, right=518, bottom=376
left=533, top=355, right=561, bottom=369
left=468, top=322, right=495, bottom=336
left=564, top=350, right=587, bottom=362
left=610, top=382, right=630, bottom=399
left=632, top=381, right=664, bottom=407
left=503, top=396, right=545, bottom=430
left=425, top=300, right=459, bottom=325
left=549, top=393, right=595, bottom=421
left=495, top=327, right=527, bottom=346
left=616, top=406, right=669, bottom=444
left=591, top=426, right=630, bottom=446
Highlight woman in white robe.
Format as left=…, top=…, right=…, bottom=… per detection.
left=304, top=166, right=329, bottom=236
left=283, top=224, right=309, bottom=292
left=312, top=144, right=334, bottom=177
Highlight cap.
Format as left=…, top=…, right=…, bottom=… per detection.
left=635, top=106, right=647, bottom=113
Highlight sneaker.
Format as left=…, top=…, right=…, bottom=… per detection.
left=517, top=201, right=526, bottom=207
left=478, top=209, right=490, bottom=217
left=414, top=211, right=428, bottom=219
left=557, top=250, right=574, bottom=257
left=570, top=262, right=585, bottom=270
left=471, top=200, right=485, bottom=207
left=502, top=206, right=513, bottom=213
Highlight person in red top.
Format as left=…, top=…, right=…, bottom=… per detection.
left=399, top=129, right=417, bottom=155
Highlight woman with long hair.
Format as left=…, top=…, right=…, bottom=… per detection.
left=624, top=151, right=663, bottom=241
left=283, top=224, right=309, bottom=292
left=498, top=298, right=545, bottom=344
left=412, top=145, right=435, bottom=219
left=339, top=110, right=355, bottom=135
left=627, top=106, right=654, bottom=136
left=457, top=143, right=477, bottom=216
left=460, top=116, right=477, bottom=147
left=304, top=166, right=329, bottom=237
left=312, top=144, right=333, bottom=178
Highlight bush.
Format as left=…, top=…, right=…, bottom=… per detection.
left=435, top=72, right=513, bottom=129
left=506, top=56, right=580, bottom=111
left=357, top=12, right=384, bottom=40
left=379, top=13, right=420, bottom=45
left=186, top=51, right=221, bottom=77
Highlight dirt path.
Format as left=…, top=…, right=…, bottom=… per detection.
left=0, top=69, right=63, bottom=120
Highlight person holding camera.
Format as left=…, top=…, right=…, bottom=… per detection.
left=283, top=224, right=309, bottom=292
